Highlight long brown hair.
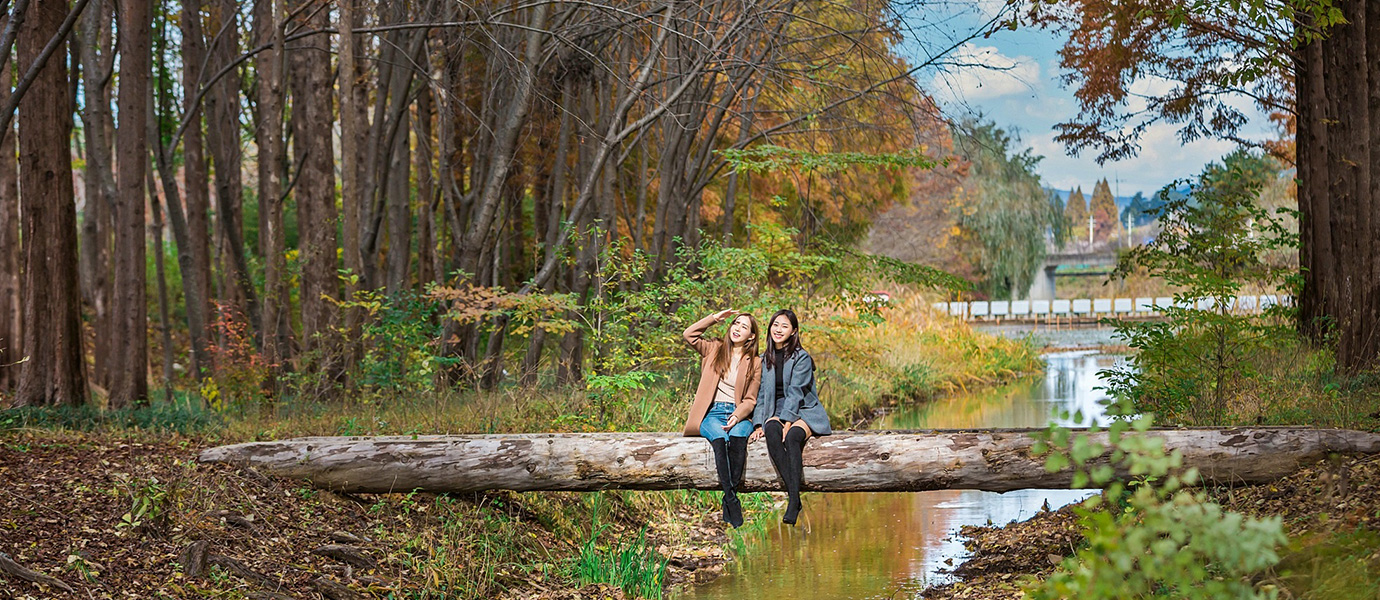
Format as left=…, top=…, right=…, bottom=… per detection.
left=712, top=314, right=760, bottom=377
left=763, top=309, right=802, bottom=372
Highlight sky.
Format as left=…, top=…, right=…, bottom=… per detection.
left=911, top=1, right=1277, bottom=197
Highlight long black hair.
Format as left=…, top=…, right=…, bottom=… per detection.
left=763, top=309, right=802, bottom=371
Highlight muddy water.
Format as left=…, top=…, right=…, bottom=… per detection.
left=678, top=329, right=1123, bottom=600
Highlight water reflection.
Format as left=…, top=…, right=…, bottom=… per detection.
left=879, top=351, right=1118, bottom=430
left=678, top=346, right=1123, bottom=600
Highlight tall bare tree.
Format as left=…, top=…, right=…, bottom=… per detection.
left=74, top=0, right=114, bottom=387
left=179, top=0, right=213, bottom=376
left=109, top=0, right=152, bottom=407
left=289, top=0, right=338, bottom=354
left=255, top=0, right=290, bottom=377
left=14, top=0, right=86, bottom=406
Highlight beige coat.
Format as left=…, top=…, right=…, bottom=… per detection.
left=681, top=315, right=761, bottom=436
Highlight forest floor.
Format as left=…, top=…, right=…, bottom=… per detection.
left=919, top=453, right=1380, bottom=600
left=0, top=430, right=767, bottom=599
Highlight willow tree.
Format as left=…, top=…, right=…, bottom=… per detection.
left=949, top=120, right=1061, bottom=300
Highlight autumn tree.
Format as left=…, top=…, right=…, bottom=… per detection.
left=0, top=0, right=1000, bottom=401
left=1064, top=186, right=1088, bottom=244
left=1026, top=0, right=1379, bottom=372
left=1089, top=178, right=1121, bottom=242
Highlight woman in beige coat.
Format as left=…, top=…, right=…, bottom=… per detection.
left=682, top=308, right=761, bottom=527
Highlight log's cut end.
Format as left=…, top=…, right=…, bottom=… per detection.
left=196, top=428, right=1380, bottom=494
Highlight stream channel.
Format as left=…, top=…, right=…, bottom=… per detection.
left=677, top=325, right=1125, bottom=600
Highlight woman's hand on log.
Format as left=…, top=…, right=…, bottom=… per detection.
left=748, top=427, right=764, bottom=443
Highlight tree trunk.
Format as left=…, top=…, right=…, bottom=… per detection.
left=205, top=0, right=255, bottom=344
left=199, top=428, right=1380, bottom=494
left=148, top=167, right=175, bottom=397
left=337, top=0, right=365, bottom=380
left=414, top=85, right=438, bottom=288
left=74, top=1, right=113, bottom=389
left=14, top=0, right=86, bottom=406
left=0, top=58, right=19, bottom=393
left=1297, top=8, right=1380, bottom=373
left=289, top=0, right=337, bottom=353
left=255, top=0, right=289, bottom=381
left=179, top=0, right=212, bottom=378
left=110, top=0, right=152, bottom=408
left=384, top=95, right=411, bottom=295
left=1296, top=24, right=1330, bottom=342
left=149, top=33, right=210, bottom=398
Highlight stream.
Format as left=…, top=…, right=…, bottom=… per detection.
left=677, top=325, right=1124, bottom=600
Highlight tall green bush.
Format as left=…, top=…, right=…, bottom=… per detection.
left=1103, top=150, right=1296, bottom=424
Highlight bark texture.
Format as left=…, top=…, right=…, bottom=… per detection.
left=111, top=0, right=152, bottom=407
left=289, top=0, right=337, bottom=351
left=14, top=0, right=85, bottom=406
left=1296, top=5, right=1380, bottom=372
left=199, top=428, right=1380, bottom=493
left=0, top=59, right=20, bottom=392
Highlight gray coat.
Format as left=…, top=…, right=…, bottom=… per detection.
left=753, top=350, right=831, bottom=436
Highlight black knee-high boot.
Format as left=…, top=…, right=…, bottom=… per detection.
left=782, top=426, right=809, bottom=525
left=763, top=420, right=789, bottom=485
left=728, top=436, right=748, bottom=489
left=725, top=436, right=748, bottom=526
left=710, top=439, right=742, bottom=527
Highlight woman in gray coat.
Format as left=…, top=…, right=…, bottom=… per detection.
left=750, top=309, right=831, bottom=525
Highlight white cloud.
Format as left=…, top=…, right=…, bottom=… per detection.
left=1027, top=126, right=1237, bottom=196
left=932, top=44, right=1042, bottom=102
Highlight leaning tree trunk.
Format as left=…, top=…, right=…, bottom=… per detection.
left=110, top=0, right=152, bottom=408
left=14, top=0, right=86, bottom=406
left=200, top=428, right=1380, bottom=494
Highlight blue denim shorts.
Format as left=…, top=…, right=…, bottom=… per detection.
left=700, top=401, right=754, bottom=441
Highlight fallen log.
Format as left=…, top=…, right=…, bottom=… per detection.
left=198, top=428, right=1380, bottom=494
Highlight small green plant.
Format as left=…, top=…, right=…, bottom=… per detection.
left=116, top=476, right=170, bottom=538
left=1027, top=401, right=1286, bottom=599
left=570, top=492, right=669, bottom=599
left=1104, top=150, right=1296, bottom=425
left=573, top=526, right=668, bottom=599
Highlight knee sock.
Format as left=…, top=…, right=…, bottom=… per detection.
left=782, top=426, right=809, bottom=525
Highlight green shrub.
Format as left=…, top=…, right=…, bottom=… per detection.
left=1028, top=403, right=1287, bottom=600
left=1104, top=150, right=1296, bottom=425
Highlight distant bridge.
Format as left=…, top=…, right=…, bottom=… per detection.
left=936, top=295, right=1291, bottom=324
left=1027, top=250, right=1120, bottom=300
